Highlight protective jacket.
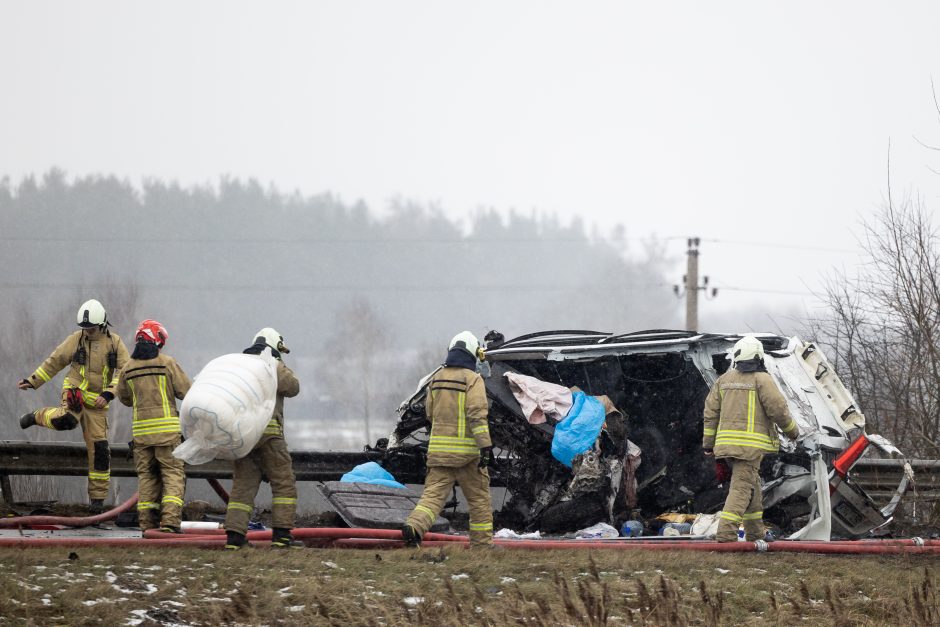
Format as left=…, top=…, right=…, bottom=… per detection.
left=116, top=352, right=193, bottom=446
left=224, top=358, right=301, bottom=537
left=28, top=329, right=129, bottom=406
left=257, top=361, right=300, bottom=443
left=425, top=366, right=491, bottom=467
left=703, top=368, right=799, bottom=461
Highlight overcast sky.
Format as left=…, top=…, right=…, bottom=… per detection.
left=3, top=1, right=939, bottom=326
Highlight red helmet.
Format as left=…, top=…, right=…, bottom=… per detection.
left=136, top=319, right=168, bottom=348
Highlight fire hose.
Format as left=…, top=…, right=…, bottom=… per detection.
left=3, top=515, right=938, bottom=554
left=0, top=493, right=139, bottom=529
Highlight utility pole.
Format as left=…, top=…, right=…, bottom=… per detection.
left=673, top=237, right=718, bottom=332
left=685, top=238, right=700, bottom=332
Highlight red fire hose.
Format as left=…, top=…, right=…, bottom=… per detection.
left=0, top=493, right=139, bottom=529
left=169, top=527, right=468, bottom=542
left=131, top=528, right=940, bottom=555
left=6, top=521, right=940, bottom=554
left=0, top=537, right=223, bottom=548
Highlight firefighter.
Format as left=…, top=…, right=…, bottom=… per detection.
left=115, top=320, right=192, bottom=533
left=224, top=328, right=300, bottom=550
left=703, top=336, right=800, bottom=542
left=17, top=299, right=130, bottom=511
left=403, top=331, right=494, bottom=548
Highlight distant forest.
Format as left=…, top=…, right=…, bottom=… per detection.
left=0, top=170, right=679, bottom=455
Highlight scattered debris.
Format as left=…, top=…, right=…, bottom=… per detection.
left=575, top=522, right=620, bottom=539
left=493, top=528, right=541, bottom=540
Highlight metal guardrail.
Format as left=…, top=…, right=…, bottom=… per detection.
left=2, top=441, right=938, bottom=507
left=851, top=458, right=940, bottom=501
left=0, top=440, right=383, bottom=504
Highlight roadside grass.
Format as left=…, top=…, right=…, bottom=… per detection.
left=0, top=545, right=936, bottom=625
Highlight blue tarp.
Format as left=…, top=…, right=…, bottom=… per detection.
left=551, top=391, right=606, bottom=467
left=340, top=461, right=407, bottom=489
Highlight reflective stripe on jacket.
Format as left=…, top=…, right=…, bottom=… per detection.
left=28, top=330, right=129, bottom=404
left=425, top=366, right=491, bottom=467
left=703, top=368, right=799, bottom=461
left=116, top=353, right=192, bottom=446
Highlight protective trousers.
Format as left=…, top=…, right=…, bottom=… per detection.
left=406, top=461, right=493, bottom=546
left=33, top=391, right=110, bottom=500
left=715, top=457, right=764, bottom=542
left=223, top=437, right=297, bottom=536
left=134, top=436, right=186, bottom=530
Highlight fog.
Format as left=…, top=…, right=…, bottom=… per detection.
left=0, top=170, right=683, bottom=454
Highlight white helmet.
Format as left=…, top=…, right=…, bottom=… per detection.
left=77, top=299, right=108, bottom=328
left=732, top=336, right=764, bottom=364
left=449, top=331, right=483, bottom=361
left=253, top=327, right=290, bottom=354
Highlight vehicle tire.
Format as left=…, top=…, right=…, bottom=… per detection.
left=538, top=494, right=607, bottom=534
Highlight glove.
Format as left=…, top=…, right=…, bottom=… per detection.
left=65, top=388, right=85, bottom=412
left=17, top=378, right=33, bottom=390
left=99, top=391, right=114, bottom=403
left=703, top=447, right=714, bottom=457
left=478, top=446, right=495, bottom=469
left=715, top=458, right=731, bottom=483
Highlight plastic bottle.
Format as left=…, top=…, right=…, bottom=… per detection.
left=737, top=525, right=745, bottom=541
left=621, top=520, right=643, bottom=537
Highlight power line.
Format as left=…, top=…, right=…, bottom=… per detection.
left=0, top=236, right=626, bottom=244
left=716, top=286, right=816, bottom=296
left=694, top=237, right=857, bottom=254
left=0, top=234, right=862, bottom=253
left=0, top=282, right=673, bottom=293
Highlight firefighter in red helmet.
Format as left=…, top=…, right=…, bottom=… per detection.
left=116, top=320, right=192, bottom=533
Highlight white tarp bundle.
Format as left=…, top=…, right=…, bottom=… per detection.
left=173, top=350, right=278, bottom=464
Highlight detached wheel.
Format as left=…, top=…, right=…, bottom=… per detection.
left=538, top=494, right=607, bottom=534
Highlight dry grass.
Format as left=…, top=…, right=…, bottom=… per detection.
left=0, top=545, right=936, bottom=626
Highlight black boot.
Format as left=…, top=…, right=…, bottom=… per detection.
left=271, top=528, right=303, bottom=548
left=224, top=530, right=248, bottom=551
left=19, top=412, right=36, bottom=429
left=89, top=499, right=104, bottom=514
left=402, top=524, right=422, bottom=547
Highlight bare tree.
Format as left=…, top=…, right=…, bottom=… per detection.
left=807, top=200, right=940, bottom=456
left=317, top=297, right=397, bottom=445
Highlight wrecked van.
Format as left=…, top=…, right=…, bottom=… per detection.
left=379, top=330, right=909, bottom=539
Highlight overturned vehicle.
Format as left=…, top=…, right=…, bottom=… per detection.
left=379, top=330, right=910, bottom=539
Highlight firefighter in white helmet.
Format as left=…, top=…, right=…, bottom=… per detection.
left=17, top=299, right=130, bottom=511
left=224, top=327, right=300, bottom=549
left=702, top=336, right=800, bottom=542
left=403, top=331, right=494, bottom=548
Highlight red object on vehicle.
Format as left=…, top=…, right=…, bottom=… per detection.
left=833, top=433, right=870, bottom=478
left=136, top=319, right=168, bottom=348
